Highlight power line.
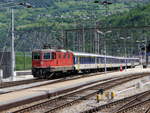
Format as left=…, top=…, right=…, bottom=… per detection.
left=65, top=25, right=150, bottom=32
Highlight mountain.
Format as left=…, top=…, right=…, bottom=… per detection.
left=105, top=3, right=150, bottom=27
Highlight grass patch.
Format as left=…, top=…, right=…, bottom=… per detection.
left=16, top=52, right=32, bottom=70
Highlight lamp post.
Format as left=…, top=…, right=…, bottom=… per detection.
left=144, top=36, right=147, bottom=67
left=94, top=0, right=112, bottom=16
left=94, top=0, right=112, bottom=27
left=97, top=30, right=112, bottom=73
left=120, top=36, right=131, bottom=71
left=11, top=8, right=15, bottom=81
left=136, top=40, right=145, bottom=66
left=9, top=3, right=32, bottom=81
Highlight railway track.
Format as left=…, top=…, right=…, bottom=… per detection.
left=144, top=106, right=150, bottom=113
left=0, top=71, right=119, bottom=112
left=112, top=91, right=150, bottom=113
left=10, top=73, right=149, bottom=113
left=81, top=89, right=150, bottom=113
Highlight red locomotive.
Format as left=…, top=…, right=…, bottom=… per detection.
left=32, top=49, right=74, bottom=78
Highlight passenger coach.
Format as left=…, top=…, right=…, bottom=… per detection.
left=73, top=52, right=139, bottom=72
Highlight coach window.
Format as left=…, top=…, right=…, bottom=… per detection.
left=44, top=53, right=51, bottom=59
left=68, top=54, right=70, bottom=58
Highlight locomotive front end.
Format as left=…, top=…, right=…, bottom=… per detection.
left=32, top=49, right=53, bottom=78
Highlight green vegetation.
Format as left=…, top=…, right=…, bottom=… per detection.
left=0, top=0, right=148, bottom=51
left=105, top=4, right=150, bottom=27
left=1, top=1, right=150, bottom=70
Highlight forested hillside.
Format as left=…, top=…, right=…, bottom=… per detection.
left=105, top=3, right=150, bottom=27
left=0, top=0, right=149, bottom=51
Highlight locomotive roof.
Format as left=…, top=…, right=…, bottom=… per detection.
left=32, top=49, right=55, bottom=52
left=32, top=49, right=72, bottom=53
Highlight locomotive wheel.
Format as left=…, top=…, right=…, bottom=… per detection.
left=33, top=75, right=39, bottom=79
left=47, top=72, right=55, bottom=79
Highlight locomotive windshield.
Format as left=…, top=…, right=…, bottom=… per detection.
left=44, top=53, right=51, bottom=59
left=32, top=52, right=40, bottom=60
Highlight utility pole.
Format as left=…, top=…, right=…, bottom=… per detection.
left=82, top=26, right=85, bottom=52
left=2, top=2, right=33, bottom=81
left=120, top=36, right=131, bottom=71
left=97, top=30, right=112, bottom=73
left=94, top=0, right=112, bottom=55
left=65, top=31, right=68, bottom=50
left=136, top=40, right=144, bottom=66
left=11, top=8, right=15, bottom=81
left=94, top=27, right=98, bottom=54
left=145, top=36, right=148, bottom=67
left=61, top=30, right=65, bottom=49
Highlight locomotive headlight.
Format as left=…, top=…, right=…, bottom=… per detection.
left=40, top=61, right=43, bottom=65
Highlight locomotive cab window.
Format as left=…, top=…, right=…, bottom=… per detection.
left=52, top=52, right=56, bottom=59
left=68, top=54, right=70, bottom=58
left=44, top=53, right=51, bottom=59
left=64, top=54, right=66, bottom=58
left=32, top=52, right=40, bottom=59
left=59, top=54, right=61, bottom=59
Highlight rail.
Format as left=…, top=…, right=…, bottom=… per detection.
left=12, top=73, right=149, bottom=113
left=81, top=90, right=150, bottom=113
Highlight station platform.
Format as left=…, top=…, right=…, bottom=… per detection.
left=1, top=74, right=33, bottom=82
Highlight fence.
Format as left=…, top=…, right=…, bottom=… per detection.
left=15, top=52, right=32, bottom=70
left=0, top=52, right=11, bottom=78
